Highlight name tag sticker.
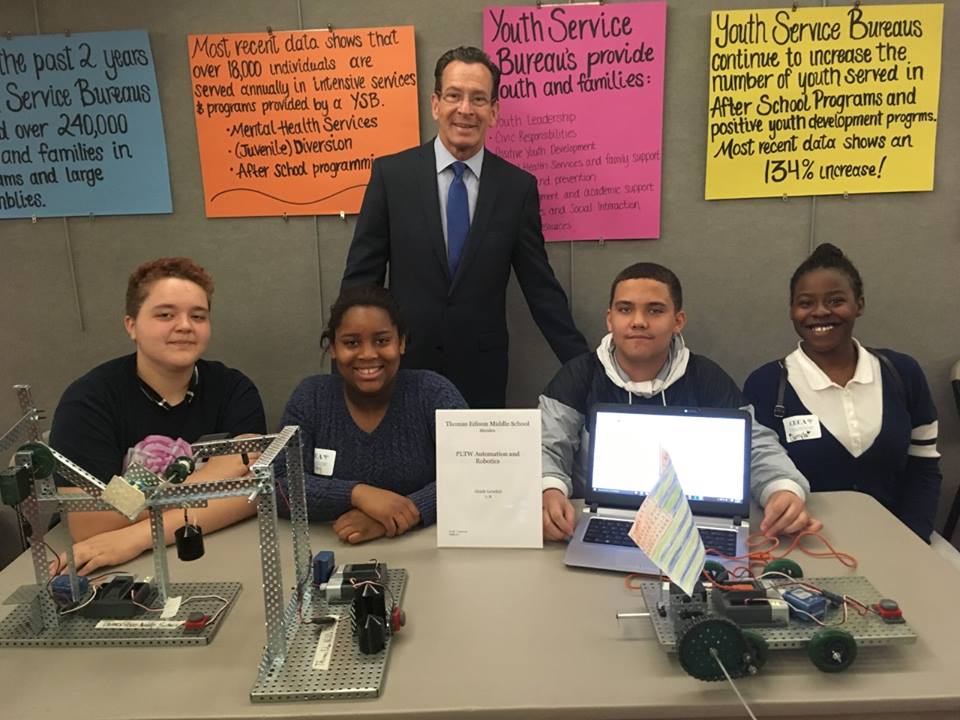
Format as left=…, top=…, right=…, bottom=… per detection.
left=783, top=414, right=822, bottom=443
left=314, top=448, right=336, bottom=476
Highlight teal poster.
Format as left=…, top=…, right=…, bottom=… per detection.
left=0, top=30, right=172, bottom=219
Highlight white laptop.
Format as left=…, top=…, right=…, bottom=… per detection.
left=564, top=403, right=751, bottom=574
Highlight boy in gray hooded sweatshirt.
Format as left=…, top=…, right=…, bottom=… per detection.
left=540, top=262, right=821, bottom=542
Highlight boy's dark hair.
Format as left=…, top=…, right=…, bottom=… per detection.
left=609, top=263, right=683, bottom=310
left=126, top=257, right=214, bottom=317
left=434, top=46, right=501, bottom=101
left=789, top=243, right=864, bottom=301
left=321, top=286, right=408, bottom=348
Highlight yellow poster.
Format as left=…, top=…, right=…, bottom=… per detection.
left=705, top=4, right=942, bottom=200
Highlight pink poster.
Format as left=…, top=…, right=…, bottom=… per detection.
left=483, top=2, right=666, bottom=241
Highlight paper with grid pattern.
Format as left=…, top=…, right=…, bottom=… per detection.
left=627, top=447, right=705, bottom=595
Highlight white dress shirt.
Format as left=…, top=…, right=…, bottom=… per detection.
left=784, top=339, right=882, bottom=458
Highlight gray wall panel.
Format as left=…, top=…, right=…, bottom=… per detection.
left=1, top=0, right=957, bottom=537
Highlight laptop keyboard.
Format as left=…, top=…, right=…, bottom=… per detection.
left=583, top=517, right=739, bottom=556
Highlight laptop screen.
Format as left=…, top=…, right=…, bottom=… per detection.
left=587, top=404, right=751, bottom=517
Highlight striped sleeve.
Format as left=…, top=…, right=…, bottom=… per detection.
left=890, top=351, right=941, bottom=541
left=909, top=419, right=940, bottom=459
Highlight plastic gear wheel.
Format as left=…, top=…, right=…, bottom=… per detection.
left=677, top=616, right=755, bottom=681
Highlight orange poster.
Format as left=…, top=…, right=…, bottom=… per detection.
left=188, top=27, right=419, bottom=217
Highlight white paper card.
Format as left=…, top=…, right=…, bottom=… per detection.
left=95, top=619, right=183, bottom=630
left=311, top=619, right=338, bottom=671
left=436, top=409, right=543, bottom=548
left=313, top=448, right=336, bottom=476
left=160, top=596, right=182, bottom=619
left=783, top=414, right=822, bottom=443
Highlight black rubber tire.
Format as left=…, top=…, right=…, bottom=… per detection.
left=807, top=628, right=858, bottom=672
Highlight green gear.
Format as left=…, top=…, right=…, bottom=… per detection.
left=677, top=616, right=753, bottom=681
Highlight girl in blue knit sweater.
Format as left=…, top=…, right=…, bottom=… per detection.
left=279, top=286, right=466, bottom=543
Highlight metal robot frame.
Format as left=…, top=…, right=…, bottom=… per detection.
left=0, top=384, right=314, bottom=676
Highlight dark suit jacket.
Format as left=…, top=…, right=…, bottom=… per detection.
left=341, top=140, right=588, bottom=408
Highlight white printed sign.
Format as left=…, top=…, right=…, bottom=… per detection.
left=436, top=409, right=542, bottom=548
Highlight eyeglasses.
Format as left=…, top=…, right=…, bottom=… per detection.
left=439, top=91, right=492, bottom=108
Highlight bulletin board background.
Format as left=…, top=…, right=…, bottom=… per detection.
left=1, top=0, right=957, bottom=537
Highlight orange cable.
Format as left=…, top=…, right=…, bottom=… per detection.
left=625, top=530, right=858, bottom=592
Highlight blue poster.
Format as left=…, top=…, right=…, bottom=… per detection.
left=0, top=30, right=172, bottom=219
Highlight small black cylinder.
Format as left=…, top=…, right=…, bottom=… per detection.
left=164, top=456, right=195, bottom=484
left=175, top=523, right=205, bottom=561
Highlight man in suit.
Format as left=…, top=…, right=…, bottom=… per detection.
left=341, top=47, right=588, bottom=408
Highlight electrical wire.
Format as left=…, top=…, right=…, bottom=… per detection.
left=743, top=594, right=849, bottom=627
left=843, top=594, right=876, bottom=616
left=33, top=538, right=66, bottom=605
left=624, top=573, right=646, bottom=590
left=127, top=591, right=232, bottom=628
left=295, top=569, right=315, bottom=623
left=756, top=571, right=876, bottom=616
left=87, top=571, right=128, bottom=584
left=38, top=539, right=63, bottom=575
left=625, top=531, right=857, bottom=592
left=181, top=594, right=231, bottom=627
left=276, top=479, right=291, bottom=511
left=59, top=585, right=98, bottom=615
left=705, top=530, right=858, bottom=571
left=129, top=589, right=164, bottom=613
left=350, top=579, right=396, bottom=611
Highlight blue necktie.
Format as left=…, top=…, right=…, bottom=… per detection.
left=446, top=161, right=469, bottom=277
